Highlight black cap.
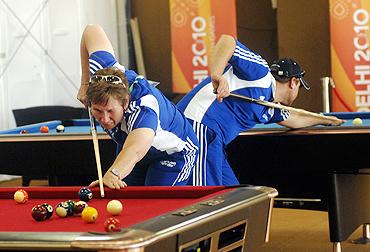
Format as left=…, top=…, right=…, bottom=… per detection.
left=270, top=58, right=310, bottom=90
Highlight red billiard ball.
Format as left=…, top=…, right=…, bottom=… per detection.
left=31, top=204, right=48, bottom=221
left=39, top=125, right=49, bottom=133
left=104, top=217, right=121, bottom=232
left=19, top=129, right=29, bottom=134
left=73, top=201, right=88, bottom=216
left=14, top=189, right=28, bottom=204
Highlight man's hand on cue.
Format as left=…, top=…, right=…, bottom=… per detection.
left=89, top=173, right=127, bottom=189
left=324, top=115, right=345, bottom=126
left=212, top=75, right=230, bottom=102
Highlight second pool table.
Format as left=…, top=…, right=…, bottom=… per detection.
left=0, top=119, right=115, bottom=186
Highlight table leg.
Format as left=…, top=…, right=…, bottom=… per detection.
left=351, top=223, right=370, bottom=244
left=333, top=242, right=342, bottom=252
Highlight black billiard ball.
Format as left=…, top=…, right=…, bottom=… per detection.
left=41, top=203, right=53, bottom=219
left=65, top=200, right=75, bottom=216
left=78, top=187, right=93, bottom=202
left=31, top=204, right=48, bottom=221
left=56, top=124, right=65, bottom=133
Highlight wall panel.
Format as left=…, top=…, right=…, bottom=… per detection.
left=277, top=0, right=330, bottom=112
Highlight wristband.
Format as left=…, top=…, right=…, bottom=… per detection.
left=110, top=168, right=121, bottom=179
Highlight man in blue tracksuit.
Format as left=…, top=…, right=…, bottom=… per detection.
left=177, top=35, right=344, bottom=186
left=77, top=24, right=198, bottom=189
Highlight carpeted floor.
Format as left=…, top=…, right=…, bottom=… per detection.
left=260, top=208, right=369, bottom=252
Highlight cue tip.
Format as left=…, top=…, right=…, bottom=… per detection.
left=99, top=183, right=105, bottom=198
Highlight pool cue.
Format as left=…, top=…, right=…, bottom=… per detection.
left=88, top=107, right=105, bottom=198
left=227, top=93, right=332, bottom=120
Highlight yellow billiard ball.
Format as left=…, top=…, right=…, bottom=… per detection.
left=81, top=206, right=98, bottom=223
left=352, top=117, right=363, bottom=126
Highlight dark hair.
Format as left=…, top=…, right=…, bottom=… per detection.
left=86, top=67, right=130, bottom=106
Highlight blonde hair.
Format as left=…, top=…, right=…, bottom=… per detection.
left=86, top=67, right=130, bottom=106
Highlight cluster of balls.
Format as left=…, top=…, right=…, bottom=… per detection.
left=55, top=200, right=89, bottom=218
left=19, top=124, right=65, bottom=134
left=76, top=187, right=124, bottom=232
left=52, top=188, right=94, bottom=221
left=14, top=188, right=123, bottom=232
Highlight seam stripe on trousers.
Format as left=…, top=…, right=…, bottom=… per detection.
left=172, top=137, right=197, bottom=185
left=192, top=121, right=207, bottom=186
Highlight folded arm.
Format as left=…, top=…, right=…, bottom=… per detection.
left=210, top=34, right=236, bottom=102
left=77, top=24, right=115, bottom=105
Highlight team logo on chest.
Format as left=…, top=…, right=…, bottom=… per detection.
left=160, top=160, right=177, bottom=167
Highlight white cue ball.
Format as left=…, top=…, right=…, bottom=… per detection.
left=106, top=200, right=123, bottom=215
left=352, top=118, right=363, bottom=126
left=56, top=124, right=65, bottom=133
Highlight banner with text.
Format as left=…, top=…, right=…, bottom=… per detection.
left=170, top=0, right=236, bottom=93
left=330, top=0, right=370, bottom=111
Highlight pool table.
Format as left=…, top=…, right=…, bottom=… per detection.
left=228, top=111, right=370, bottom=209
left=227, top=111, right=370, bottom=252
left=0, top=119, right=106, bottom=135
left=0, top=119, right=116, bottom=186
left=0, top=185, right=278, bottom=252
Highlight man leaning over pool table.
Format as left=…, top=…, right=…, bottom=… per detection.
left=177, top=34, right=345, bottom=186
left=77, top=24, right=199, bottom=189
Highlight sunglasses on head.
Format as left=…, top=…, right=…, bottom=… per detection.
left=90, top=75, right=126, bottom=87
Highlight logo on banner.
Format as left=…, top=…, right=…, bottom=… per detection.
left=330, top=0, right=370, bottom=111
left=170, top=0, right=236, bottom=93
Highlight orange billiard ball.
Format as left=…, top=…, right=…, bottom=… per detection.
left=39, top=125, right=49, bottom=133
left=14, top=189, right=28, bottom=204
